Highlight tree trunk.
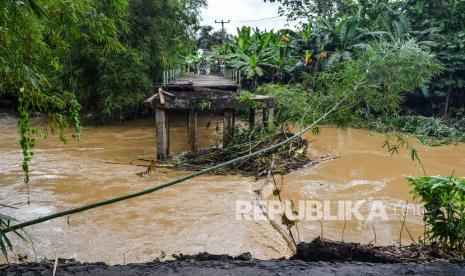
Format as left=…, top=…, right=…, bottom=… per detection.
left=365, top=102, right=371, bottom=119
left=444, top=73, right=453, bottom=117
left=444, top=88, right=451, bottom=116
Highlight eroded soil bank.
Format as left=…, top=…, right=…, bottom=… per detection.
left=3, top=238, right=465, bottom=275
left=2, top=258, right=465, bottom=276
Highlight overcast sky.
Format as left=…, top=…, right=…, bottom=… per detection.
left=201, top=0, right=291, bottom=34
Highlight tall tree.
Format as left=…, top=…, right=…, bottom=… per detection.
left=0, top=0, right=206, bottom=198
left=264, top=0, right=354, bottom=23
left=69, top=0, right=206, bottom=123
left=398, top=0, right=465, bottom=115
left=0, top=0, right=126, bottom=190
left=198, top=26, right=229, bottom=49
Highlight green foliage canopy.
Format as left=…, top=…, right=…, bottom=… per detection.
left=255, top=40, right=443, bottom=128
left=0, top=0, right=206, bottom=196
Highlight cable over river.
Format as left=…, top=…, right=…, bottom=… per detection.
left=1, top=109, right=465, bottom=264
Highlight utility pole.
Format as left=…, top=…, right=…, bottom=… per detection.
left=215, top=20, right=230, bottom=74
left=215, top=19, right=230, bottom=34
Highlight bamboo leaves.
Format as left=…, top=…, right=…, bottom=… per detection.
left=2, top=0, right=205, bottom=197
left=0, top=207, right=25, bottom=260
left=26, top=0, right=46, bottom=17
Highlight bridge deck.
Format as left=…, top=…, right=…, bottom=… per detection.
left=146, top=74, right=276, bottom=160
left=146, top=73, right=274, bottom=110
left=168, top=74, right=238, bottom=88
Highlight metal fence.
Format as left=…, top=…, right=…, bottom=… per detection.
left=163, top=66, right=242, bottom=87
left=162, top=68, right=182, bottom=86
left=223, top=67, right=241, bottom=86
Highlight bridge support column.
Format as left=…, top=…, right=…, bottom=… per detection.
left=249, top=108, right=263, bottom=127
left=263, top=108, right=275, bottom=127
left=188, top=110, right=198, bottom=153
left=223, top=109, right=235, bottom=148
left=156, top=108, right=169, bottom=161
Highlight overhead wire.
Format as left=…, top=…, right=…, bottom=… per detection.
left=236, top=16, right=286, bottom=23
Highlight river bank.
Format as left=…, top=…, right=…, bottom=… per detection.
left=2, top=253, right=465, bottom=276
left=3, top=237, right=464, bottom=274
left=3, top=261, right=465, bottom=276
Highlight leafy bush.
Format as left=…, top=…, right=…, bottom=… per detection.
left=366, top=116, right=465, bottom=146
left=252, top=40, right=443, bottom=130
left=408, top=176, right=465, bottom=255
left=256, top=84, right=316, bottom=127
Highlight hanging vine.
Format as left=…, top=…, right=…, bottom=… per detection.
left=17, top=97, right=36, bottom=204
left=16, top=91, right=82, bottom=204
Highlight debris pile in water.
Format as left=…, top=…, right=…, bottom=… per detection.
left=177, top=130, right=335, bottom=177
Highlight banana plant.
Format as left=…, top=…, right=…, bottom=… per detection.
left=270, top=30, right=300, bottom=82
left=226, top=50, right=274, bottom=89
left=313, top=13, right=369, bottom=70
left=382, top=15, right=439, bottom=49
left=223, top=27, right=278, bottom=88
left=184, top=53, right=204, bottom=74
left=222, top=27, right=304, bottom=87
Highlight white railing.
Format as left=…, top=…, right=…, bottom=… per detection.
left=163, top=68, right=182, bottom=86
left=223, top=67, right=241, bottom=86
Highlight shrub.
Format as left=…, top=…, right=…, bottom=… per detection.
left=256, top=84, right=316, bottom=127
left=408, top=176, right=465, bottom=255
left=367, top=116, right=465, bottom=146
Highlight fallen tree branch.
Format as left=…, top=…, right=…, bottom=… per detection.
left=255, top=168, right=297, bottom=254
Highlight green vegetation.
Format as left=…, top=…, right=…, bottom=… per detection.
left=0, top=0, right=205, bottom=195
left=0, top=208, right=25, bottom=259
left=1, top=0, right=206, bottom=258
left=192, top=0, right=465, bottom=145
left=263, top=0, right=465, bottom=117
left=222, top=27, right=299, bottom=88
left=364, top=115, right=465, bottom=146
left=408, top=176, right=465, bottom=256
left=239, top=40, right=442, bottom=130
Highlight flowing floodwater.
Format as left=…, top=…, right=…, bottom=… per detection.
left=1, top=109, right=465, bottom=264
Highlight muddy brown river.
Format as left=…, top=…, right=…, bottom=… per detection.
left=1, top=109, right=465, bottom=264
